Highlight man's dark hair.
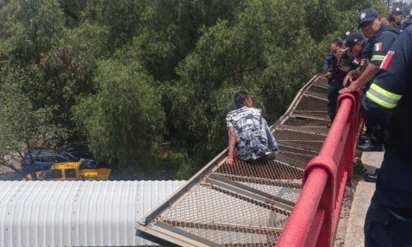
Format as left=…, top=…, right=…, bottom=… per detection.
left=331, top=38, right=343, bottom=47
left=234, top=91, right=250, bottom=109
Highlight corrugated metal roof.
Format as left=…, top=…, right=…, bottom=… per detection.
left=0, top=180, right=186, bottom=247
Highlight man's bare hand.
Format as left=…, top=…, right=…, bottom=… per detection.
left=339, top=82, right=360, bottom=94
left=226, top=157, right=234, bottom=165
left=339, top=64, right=350, bottom=73
left=342, top=72, right=354, bottom=88
left=324, top=72, right=332, bottom=80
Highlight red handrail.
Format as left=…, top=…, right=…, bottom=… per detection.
left=276, top=90, right=364, bottom=247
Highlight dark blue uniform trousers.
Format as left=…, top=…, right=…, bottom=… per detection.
left=327, top=78, right=344, bottom=121
left=364, top=149, right=412, bottom=247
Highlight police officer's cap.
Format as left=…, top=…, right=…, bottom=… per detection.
left=392, top=8, right=403, bottom=16
left=345, top=33, right=364, bottom=48
left=358, top=8, right=379, bottom=29
left=342, top=31, right=351, bottom=40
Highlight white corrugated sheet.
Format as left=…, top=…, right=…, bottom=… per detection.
left=0, top=180, right=186, bottom=247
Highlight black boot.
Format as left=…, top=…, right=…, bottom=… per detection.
left=357, top=142, right=383, bottom=151
left=358, top=132, right=383, bottom=152
left=359, top=134, right=372, bottom=142
left=365, top=173, right=377, bottom=183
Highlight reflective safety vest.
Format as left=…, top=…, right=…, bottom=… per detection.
left=366, top=83, right=402, bottom=109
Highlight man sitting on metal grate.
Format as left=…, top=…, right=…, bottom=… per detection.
left=225, top=91, right=279, bottom=165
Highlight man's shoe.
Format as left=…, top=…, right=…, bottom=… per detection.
left=357, top=142, right=383, bottom=152
left=359, top=134, right=372, bottom=142
left=365, top=173, right=377, bottom=183
left=358, top=138, right=366, bottom=145
left=265, top=151, right=276, bottom=160
left=370, top=168, right=380, bottom=176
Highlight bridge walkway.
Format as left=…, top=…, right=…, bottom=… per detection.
left=344, top=151, right=383, bottom=247
left=136, top=75, right=346, bottom=246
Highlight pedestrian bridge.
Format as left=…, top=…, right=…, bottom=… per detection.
left=136, top=75, right=363, bottom=247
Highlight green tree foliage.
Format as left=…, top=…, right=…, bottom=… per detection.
left=73, top=57, right=165, bottom=164
left=0, top=74, right=67, bottom=179
left=6, top=0, right=65, bottom=66
left=25, top=30, right=97, bottom=131
left=1, top=0, right=97, bottom=131
left=129, top=0, right=247, bottom=82
left=83, top=0, right=147, bottom=53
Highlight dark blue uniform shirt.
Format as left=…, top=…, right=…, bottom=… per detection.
left=362, top=24, right=399, bottom=71
left=322, top=52, right=335, bottom=73
left=394, top=22, right=403, bottom=31
left=322, top=50, right=355, bottom=79
left=330, top=49, right=354, bottom=80
left=402, top=21, right=412, bottom=30
left=359, top=38, right=369, bottom=72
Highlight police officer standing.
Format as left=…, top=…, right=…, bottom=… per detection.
left=325, top=39, right=353, bottom=123
left=340, top=9, right=399, bottom=151
left=344, top=33, right=368, bottom=74
left=340, top=8, right=399, bottom=95
left=362, top=24, right=412, bottom=247
left=343, top=33, right=378, bottom=148
left=391, top=7, right=404, bottom=30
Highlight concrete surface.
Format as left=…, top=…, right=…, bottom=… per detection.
left=344, top=151, right=384, bottom=247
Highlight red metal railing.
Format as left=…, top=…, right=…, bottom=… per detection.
left=276, top=90, right=364, bottom=247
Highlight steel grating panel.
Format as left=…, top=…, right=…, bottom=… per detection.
left=294, top=95, right=328, bottom=112
left=159, top=183, right=288, bottom=246
left=283, top=116, right=329, bottom=128
left=208, top=174, right=301, bottom=205
left=276, top=150, right=316, bottom=169
left=308, top=85, right=328, bottom=94
left=214, top=158, right=303, bottom=180
left=274, top=128, right=326, bottom=152
left=136, top=75, right=333, bottom=246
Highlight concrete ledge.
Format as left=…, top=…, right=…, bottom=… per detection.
left=344, top=151, right=384, bottom=246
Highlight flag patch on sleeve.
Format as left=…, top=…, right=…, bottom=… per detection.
left=380, top=50, right=394, bottom=70
left=374, top=43, right=383, bottom=52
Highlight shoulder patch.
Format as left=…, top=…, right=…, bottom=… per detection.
left=380, top=50, right=395, bottom=70
left=374, top=43, right=383, bottom=52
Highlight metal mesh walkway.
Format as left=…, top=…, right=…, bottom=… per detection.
left=136, top=75, right=330, bottom=247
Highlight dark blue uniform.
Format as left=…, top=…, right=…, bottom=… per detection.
left=327, top=49, right=355, bottom=121
left=394, top=22, right=403, bottom=31
left=359, top=24, right=400, bottom=145
left=362, top=24, right=399, bottom=70
left=402, top=21, right=412, bottom=30
left=322, top=52, right=335, bottom=74
left=358, top=38, right=369, bottom=72
left=392, top=8, right=404, bottom=31
left=362, top=25, right=412, bottom=247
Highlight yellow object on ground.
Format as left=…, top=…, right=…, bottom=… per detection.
left=79, top=168, right=111, bottom=181
left=37, top=162, right=111, bottom=181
